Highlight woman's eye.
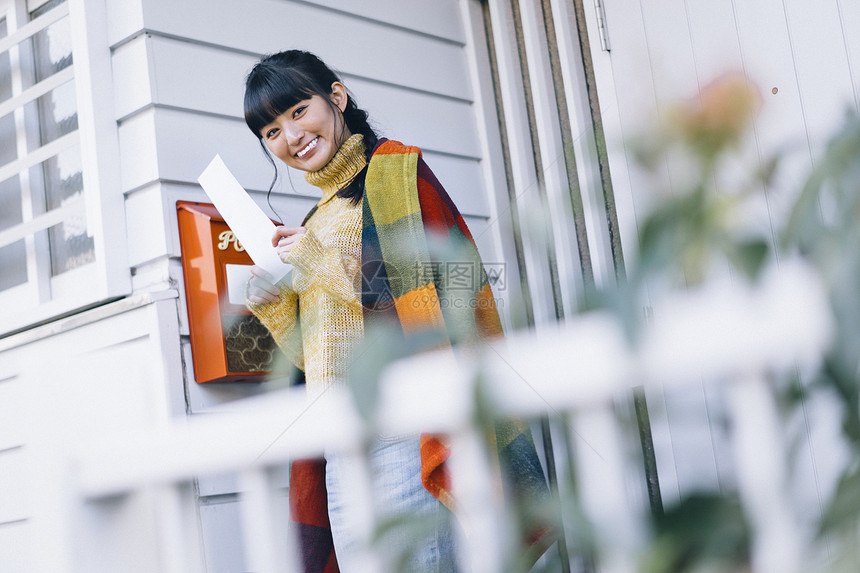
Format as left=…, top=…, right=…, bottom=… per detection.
left=292, top=106, right=306, bottom=118
left=265, top=128, right=279, bottom=139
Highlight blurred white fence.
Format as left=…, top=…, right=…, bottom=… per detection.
left=22, top=261, right=832, bottom=572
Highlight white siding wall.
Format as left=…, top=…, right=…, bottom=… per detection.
left=0, top=293, right=186, bottom=573
left=585, top=0, right=856, bottom=516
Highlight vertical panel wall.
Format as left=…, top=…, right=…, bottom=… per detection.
left=471, top=4, right=644, bottom=572
left=582, top=0, right=857, bottom=520
left=473, top=0, right=860, bottom=553
left=476, top=0, right=624, bottom=326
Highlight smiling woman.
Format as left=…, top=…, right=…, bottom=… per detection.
left=241, top=50, right=555, bottom=573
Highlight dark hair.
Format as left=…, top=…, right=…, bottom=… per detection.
left=243, top=50, right=378, bottom=208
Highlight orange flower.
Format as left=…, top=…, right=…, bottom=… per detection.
left=668, top=72, right=761, bottom=156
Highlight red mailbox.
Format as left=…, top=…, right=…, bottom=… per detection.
left=176, top=200, right=276, bottom=383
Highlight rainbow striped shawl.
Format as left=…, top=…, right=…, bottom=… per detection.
left=290, top=140, right=554, bottom=572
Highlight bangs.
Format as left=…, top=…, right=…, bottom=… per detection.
left=244, top=65, right=322, bottom=136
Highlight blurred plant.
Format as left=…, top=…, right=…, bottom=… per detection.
left=617, top=72, right=860, bottom=572
left=664, top=73, right=761, bottom=167
left=641, top=493, right=750, bottom=573
left=597, top=73, right=775, bottom=346
left=782, top=111, right=860, bottom=567
left=606, top=72, right=769, bottom=573
left=633, top=73, right=768, bottom=284
left=578, top=71, right=860, bottom=573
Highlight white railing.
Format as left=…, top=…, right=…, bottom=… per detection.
left=23, top=260, right=832, bottom=572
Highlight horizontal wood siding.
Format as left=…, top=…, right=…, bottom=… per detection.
left=142, top=0, right=470, bottom=99
left=0, top=378, right=25, bottom=453
left=0, top=447, right=30, bottom=524
left=0, top=295, right=187, bottom=569
left=0, top=520, right=31, bottom=573
left=199, top=499, right=247, bottom=573
left=296, top=0, right=466, bottom=43
left=114, top=36, right=487, bottom=196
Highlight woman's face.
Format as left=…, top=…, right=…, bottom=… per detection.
left=260, top=82, right=351, bottom=173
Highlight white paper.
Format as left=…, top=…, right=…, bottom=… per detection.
left=197, top=155, right=291, bottom=281
left=225, top=264, right=253, bottom=305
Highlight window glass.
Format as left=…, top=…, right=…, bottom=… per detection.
left=0, top=16, right=27, bottom=291
left=38, top=145, right=92, bottom=274
left=24, top=79, right=78, bottom=151
left=32, top=17, right=72, bottom=81
left=30, top=0, right=72, bottom=77
left=29, top=0, right=91, bottom=276
left=28, top=1, right=76, bottom=148
left=0, top=17, right=16, bottom=168
left=0, top=172, right=27, bottom=291
left=0, top=0, right=89, bottom=293
left=0, top=15, right=10, bottom=102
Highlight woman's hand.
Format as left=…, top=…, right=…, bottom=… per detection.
left=272, top=226, right=307, bottom=262
left=246, top=266, right=280, bottom=304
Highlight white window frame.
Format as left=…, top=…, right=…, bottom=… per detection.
left=0, top=0, right=129, bottom=336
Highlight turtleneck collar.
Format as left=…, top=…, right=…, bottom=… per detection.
left=304, top=133, right=366, bottom=204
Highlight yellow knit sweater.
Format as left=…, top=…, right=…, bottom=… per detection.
left=247, top=134, right=366, bottom=392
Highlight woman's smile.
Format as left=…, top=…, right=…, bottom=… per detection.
left=296, top=136, right=319, bottom=159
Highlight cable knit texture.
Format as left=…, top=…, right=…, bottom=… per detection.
left=247, top=134, right=366, bottom=393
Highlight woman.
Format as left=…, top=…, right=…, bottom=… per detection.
left=243, top=50, right=553, bottom=572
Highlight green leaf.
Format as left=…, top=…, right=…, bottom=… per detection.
left=732, top=238, right=770, bottom=281
left=643, top=493, right=750, bottom=573
left=821, top=465, right=860, bottom=534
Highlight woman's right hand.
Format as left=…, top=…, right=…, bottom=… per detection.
left=246, top=265, right=280, bottom=304
left=272, top=225, right=307, bottom=262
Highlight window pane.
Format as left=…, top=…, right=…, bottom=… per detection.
left=27, top=0, right=90, bottom=277
left=0, top=111, right=16, bottom=167
left=0, top=17, right=25, bottom=292
left=31, top=1, right=72, bottom=84
left=0, top=241, right=27, bottom=290
left=0, top=173, right=22, bottom=229
left=30, top=0, right=68, bottom=20
left=48, top=216, right=94, bottom=275
left=0, top=17, right=10, bottom=103
left=24, top=1, right=77, bottom=151
left=0, top=19, right=15, bottom=168
left=33, top=145, right=93, bottom=275
left=0, top=174, right=26, bottom=291
left=25, top=79, right=78, bottom=151
left=41, top=144, right=81, bottom=210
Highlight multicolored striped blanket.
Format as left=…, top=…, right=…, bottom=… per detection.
left=290, top=139, right=554, bottom=572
